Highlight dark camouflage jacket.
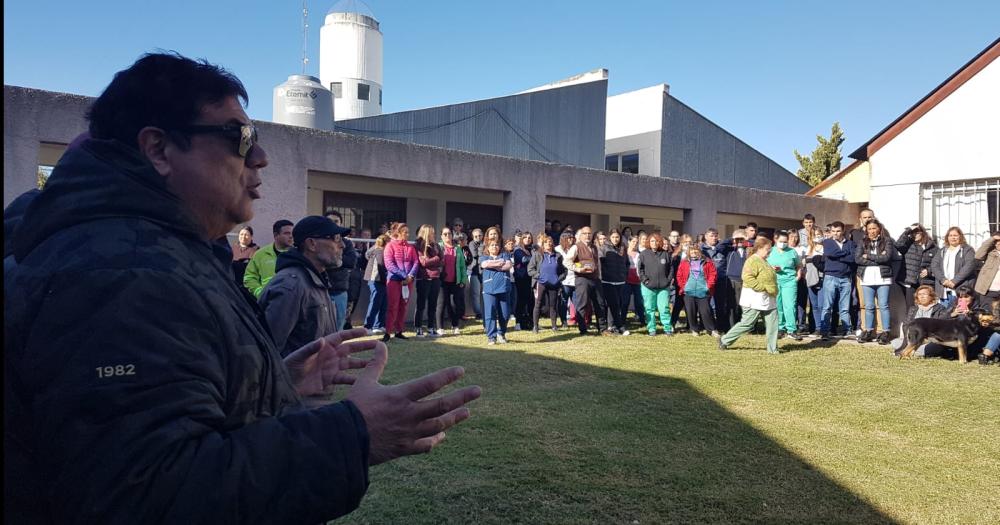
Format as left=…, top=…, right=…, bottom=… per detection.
left=5, top=139, right=369, bottom=524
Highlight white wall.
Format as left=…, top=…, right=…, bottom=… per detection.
left=605, top=84, right=667, bottom=139
left=869, top=57, right=999, bottom=237
left=605, top=85, right=667, bottom=176
left=320, top=13, right=383, bottom=120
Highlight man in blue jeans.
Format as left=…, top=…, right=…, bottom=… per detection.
left=819, top=222, right=856, bottom=340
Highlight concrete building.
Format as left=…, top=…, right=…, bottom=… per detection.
left=810, top=37, right=1000, bottom=246
left=4, top=85, right=855, bottom=241
left=606, top=85, right=811, bottom=194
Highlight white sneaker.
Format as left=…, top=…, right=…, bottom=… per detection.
left=434, top=328, right=445, bottom=337
left=371, top=328, right=385, bottom=335
left=621, top=330, right=631, bottom=336
left=453, top=327, right=461, bottom=335
left=497, top=335, right=508, bottom=344
left=691, top=331, right=701, bottom=337
left=711, top=330, right=721, bottom=338
left=488, top=339, right=496, bottom=346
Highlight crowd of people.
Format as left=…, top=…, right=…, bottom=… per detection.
left=5, top=51, right=999, bottom=524
left=237, top=208, right=1000, bottom=365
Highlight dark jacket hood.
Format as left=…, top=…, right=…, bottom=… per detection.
left=14, top=139, right=204, bottom=262
left=276, top=247, right=327, bottom=283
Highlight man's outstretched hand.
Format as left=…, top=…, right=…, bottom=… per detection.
left=347, top=342, right=482, bottom=465
left=284, top=327, right=374, bottom=398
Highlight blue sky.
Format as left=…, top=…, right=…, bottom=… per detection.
left=4, top=1, right=998, bottom=172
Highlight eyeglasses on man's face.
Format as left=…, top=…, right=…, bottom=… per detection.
left=175, top=122, right=257, bottom=158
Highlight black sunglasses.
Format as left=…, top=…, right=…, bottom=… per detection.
left=174, top=123, right=257, bottom=158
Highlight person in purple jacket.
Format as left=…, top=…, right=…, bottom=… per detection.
left=383, top=222, right=419, bottom=342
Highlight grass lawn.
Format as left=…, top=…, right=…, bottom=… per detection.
left=337, top=322, right=999, bottom=524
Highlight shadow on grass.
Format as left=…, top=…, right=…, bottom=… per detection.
left=344, top=340, right=898, bottom=524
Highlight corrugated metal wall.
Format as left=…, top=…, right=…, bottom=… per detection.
left=336, top=80, right=608, bottom=169
left=661, top=95, right=810, bottom=194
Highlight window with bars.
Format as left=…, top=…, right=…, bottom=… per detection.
left=920, top=179, right=1000, bottom=247
left=323, top=191, right=407, bottom=238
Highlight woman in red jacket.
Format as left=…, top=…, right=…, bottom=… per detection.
left=383, top=222, right=419, bottom=342
left=677, top=245, right=720, bottom=337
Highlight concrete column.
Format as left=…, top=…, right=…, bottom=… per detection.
left=503, top=188, right=545, bottom=237
left=684, top=206, right=717, bottom=237
left=306, top=188, right=324, bottom=216
left=435, top=199, right=448, bottom=230
left=608, top=214, right=621, bottom=232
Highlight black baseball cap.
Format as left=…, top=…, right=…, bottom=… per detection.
left=293, top=216, right=351, bottom=246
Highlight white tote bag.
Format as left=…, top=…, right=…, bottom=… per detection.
left=739, top=286, right=776, bottom=311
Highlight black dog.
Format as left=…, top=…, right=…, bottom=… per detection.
left=899, top=314, right=981, bottom=364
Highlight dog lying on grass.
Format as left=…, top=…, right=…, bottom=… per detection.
left=898, top=313, right=982, bottom=364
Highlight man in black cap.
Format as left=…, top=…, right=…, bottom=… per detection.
left=259, top=216, right=349, bottom=357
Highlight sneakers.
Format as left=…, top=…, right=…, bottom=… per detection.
left=663, top=331, right=675, bottom=337
left=648, top=331, right=657, bottom=337
left=718, top=338, right=729, bottom=351
left=532, top=328, right=540, bottom=334
left=381, top=333, right=391, bottom=342
left=432, top=328, right=444, bottom=337
left=876, top=332, right=892, bottom=345
left=691, top=330, right=702, bottom=337
left=370, top=327, right=385, bottom=335
left=978, top=352, right=998, bottom=365
left=497, top=335, right=508, bottom=344
left=453, top=327, right=461, bottom=336
left=415, top=328, right=426, bottom=338
left=621, top=329, right=631, bottom=336
left=777, top=330, right=786, bottom=340
left=790, top=332, right=803, bottom=341
left=487, top=338, right=496, bottom=346
left=710, top=330, right=722, bottom=338
left=857, top=330, right=875, bottom=343
left=819, top=332, right=831, bottom=341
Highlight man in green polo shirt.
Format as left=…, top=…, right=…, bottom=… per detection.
left=244, top=219, right=294, bottom=297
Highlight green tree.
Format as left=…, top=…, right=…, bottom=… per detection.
left=794, top=122, right=845, bottom=186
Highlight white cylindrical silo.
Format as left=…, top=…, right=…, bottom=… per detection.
left=272, top=75, right=335, bottom=130
left=319, top=0, right=383, bottom=120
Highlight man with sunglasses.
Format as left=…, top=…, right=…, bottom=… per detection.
left=259, top=216, right=347, bottom=357
left=5, top=52, right=480, bottom=524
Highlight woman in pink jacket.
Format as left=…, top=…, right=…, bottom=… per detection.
left=383, top=222, right=419, bottom=342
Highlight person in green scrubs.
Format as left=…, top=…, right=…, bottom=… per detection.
left=767, top=230, right=803, bottom=341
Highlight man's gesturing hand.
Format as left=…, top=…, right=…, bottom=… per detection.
left=284, top=328, right=375, bottom=398
left=347, top=343, right=482, bottom=465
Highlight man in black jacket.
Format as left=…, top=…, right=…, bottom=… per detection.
left=4, top=52, right=480, bottom=524
left=260, top=216, right=348, bottom=357
left=325, top=210, right=357, bottom=329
